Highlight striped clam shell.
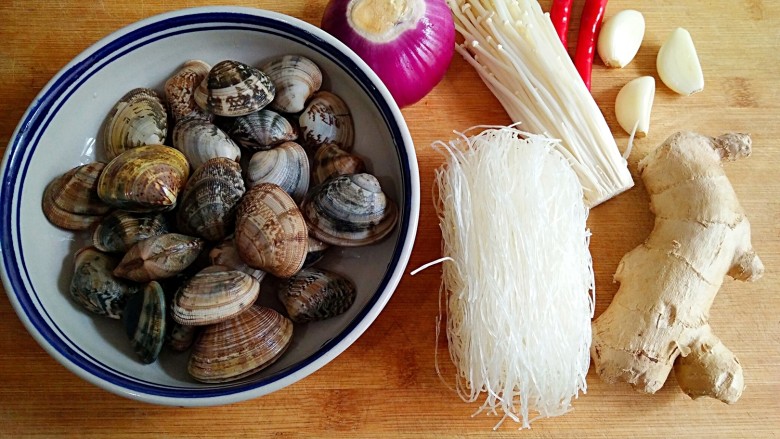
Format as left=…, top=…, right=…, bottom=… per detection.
left=172, top=116, right=241, bottom=169
left=165, top=60, right=211, bottom=121
left=260, top=54, right=322, bottom=114
left=70, top=247, right=140, bottom=319
left=102, top=88, right=168, bottom=161
left=298, top=91, right=354, bottom=151
left=97, top=145, right=190, bottom=212
left=43, top=162, right=110, bottom=231
left=188, top=305, right=293, bottom=383
left=92, top=211, right=169, bottom=253
left=234, top=183, right=308, bottom=278
left=176, top=157, right=245, bottom=242
left=302, top=173, right=398, bottom=247
left=246, top=141, right=309, bottom=203
left=172, top=265, right=261, bottom=326
left=113, top=233, right=204, bottom=283
left=225, top=109, right=297, bottom=151
left=312, top=143, right=365, bottom=185
left=123, top=281, right=166, bottom=364
left=194, top=60, right=275, bottom=117
left=278, top=267, right=356, bottom=323
left=209, top=237, right=266, bottom=283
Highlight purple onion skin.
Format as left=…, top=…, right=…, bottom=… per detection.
left=321, top=0, right=455, bottom=108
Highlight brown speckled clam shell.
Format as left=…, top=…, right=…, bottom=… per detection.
left=97, top=144, right=190, bottom=212
left=234, top=183, right=308, bottom=278
left=165, top=60, right=211, bottom=121
left=194, top=60, right=275, bottom=117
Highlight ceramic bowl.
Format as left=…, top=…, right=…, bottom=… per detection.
left=0, top=7, right=419, bottom=406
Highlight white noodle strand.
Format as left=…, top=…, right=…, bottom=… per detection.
left=433, top=127, right=595, bottom=429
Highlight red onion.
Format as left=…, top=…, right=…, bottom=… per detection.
left=321, top=0, right=455, bottom=108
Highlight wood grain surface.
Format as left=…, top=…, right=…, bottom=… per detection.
left=1, top=0, right=778, bottom=437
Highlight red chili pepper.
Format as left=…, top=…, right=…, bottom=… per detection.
left=549, top=0, right=574, bottom=48
left=574, top=0, right=608, bottom=90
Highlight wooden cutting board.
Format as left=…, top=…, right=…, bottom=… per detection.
left=0, top=0, right=778, bottom=437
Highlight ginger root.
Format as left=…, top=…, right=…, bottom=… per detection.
left=591, top=131, right=764, bottom=404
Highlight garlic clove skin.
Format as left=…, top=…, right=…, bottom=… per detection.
left=598, top=10, right=645, bottom=68
left=615, top=76, right=655, bottom=137
left=657, top=28, right=704, bottom=96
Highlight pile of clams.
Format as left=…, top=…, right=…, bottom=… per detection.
left=42, top=55, right=398, bottom=383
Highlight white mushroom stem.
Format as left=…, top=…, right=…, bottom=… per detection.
left=448, top=0, right=634, bottom=207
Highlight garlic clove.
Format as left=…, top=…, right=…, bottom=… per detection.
left=615, top=76, right=655, bottom=137
left=597, top=10, right=645, bottom=68
left=657, top=28, right=704, bottom=96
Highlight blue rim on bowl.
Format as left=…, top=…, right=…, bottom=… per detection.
left=0, top=6, right=419, bottom=406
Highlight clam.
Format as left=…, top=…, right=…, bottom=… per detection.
left=278, top=268, right=356, bottom=323
left=165, top=60, right=211, bottom=121
left=304, top=236, right=329, bottom=268
left=302, top=173, right=398, bottom=247
left=172, top=265, right=260, bottom=326
left=194, top=60, right=275, bottom=117
left=188, top=305, right=293, bottom=383
left=168, top=323, right=199, bottom=352
left=246, top=141, right=309, bottom=203
left=113, top=233, right=204, bottom=282
left=102, top=88, right=168, bottom=161
left=172, top=116, right=241, bottom=169
left=225, top=109, right=297, bottom=151
left=312, top=143, right=365, bottom=185
left=97, top=145, right=190, bottom=212
left=43, top=163, right=110, bottom=231
left=209, top=237, right=266, bottom=283
left=260, top=55, right=322, bottom=114
left=176, top=157, right=245, bottom=241
left=298, top=91, right=354, bottom=151
left=70, top=247, right=140, bottom=319
left=92, top=211, right=169, bottom=253
left=234, top=183, right=308, bottom=278
left=123, top=281, right=166, bottom=364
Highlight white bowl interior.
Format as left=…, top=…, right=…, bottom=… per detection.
left=1, top=8, right=417, bottom=404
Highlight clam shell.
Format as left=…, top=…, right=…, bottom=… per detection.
left=299, top=91, right=354, bottom=151
left=234, top=183, right=308, bottom=278
left=260, top=55, right=322, bottom=114
left=246, top=141, right=309, bottom=203
left=102, top=88, right=168, bottom=161
left=225, top=109, right=297, bottom=151
left=278, top=268, right=356, bottom=323
left=70, top=247, right=140, bottom=319
left=172, top=116, right=241, bottom=169
left=302, top=173, right=398, bottom=246
left=188, top=305, right=293, bottom=383
left=43, top=163, right=110, bottom=231
left=172, top=265, right=260, bottom=326
left=194, top=60, right=275, bottom=117
left=168, top=323, right=199, bottom=352
left=92, top=211, right=169, bottom=253
left=123, top=281, right=166, bottom=364
left=303, top=236, right=329, bottom=268
left=176, top=157, right=245, bottom=241
left=165, top=60, right=211, bottom=121
left=209, top=237, right=266, bottom=283
left=97, top=144, right=190, bottom=212
left=312, top=143, right=365, bottom=185
left=113, top=233, right=204, bottom=282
